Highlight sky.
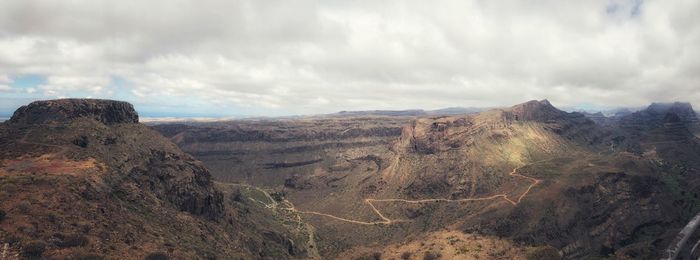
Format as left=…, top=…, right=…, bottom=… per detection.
left=0, top=0, right=699, bottom=117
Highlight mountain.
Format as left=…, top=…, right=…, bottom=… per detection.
left=580, top=111, right=610, bottom=125
left=154, top=99, right=700, bottom=259
left=330, top=109, right=428, bottom=117
left=622, top=102, right=698, bottom=127
left=324, top=107, right=485, bottom=118
left=0, top=99, right=313, bottom=259
left=3, top=98, right=698, bottom=259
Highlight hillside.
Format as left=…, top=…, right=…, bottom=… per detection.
left=155, top=99, right=700, bottom=259
left=0, top=99, right=313, bottom=259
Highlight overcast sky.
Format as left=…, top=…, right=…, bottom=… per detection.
left=0, top=0, right=699, bottom=117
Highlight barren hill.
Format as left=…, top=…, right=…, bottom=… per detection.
left=0, top=99, right=313, bottom=259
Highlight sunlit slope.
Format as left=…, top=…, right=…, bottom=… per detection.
left=380, top=100, right=604, bottom=199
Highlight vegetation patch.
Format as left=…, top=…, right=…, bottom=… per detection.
left=54, top=233, right=89, bottom=248
left=423, top=250, right=441, bottom=260
left=145, top=252, right=169, bottom=260
left=21, top=240, right=46, bottom=258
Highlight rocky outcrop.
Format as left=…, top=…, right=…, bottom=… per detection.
left=0, top=99, right=311, bottom=259
left=126, top=150, right=225, bottom=219
left=5, top=99, right=224, bottom=219
left=9, top=99, right=139, bottom=125
left=504, top=99, right=567, bottom=122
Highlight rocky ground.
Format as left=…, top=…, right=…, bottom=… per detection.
left=0, top=99, right=312, bottom=259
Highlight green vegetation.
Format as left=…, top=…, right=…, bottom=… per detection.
left=145, top=252, right=169, bottom=260
left=1, top=183, right=17, bottom=194
left=17, top=201, right=30, bottom=214
left=356, top=252, right=382, bottom=260
left=21, top=240, right=46, bottom=259
left=423, top=251, right=441, bottom=260
left=231, top=188, right=243, bottom=202
left=46, top=212, right=59, bottom=223
left=456, top=243, right=482, bottom=254
left=659, top=171, right=700, bottom=217
left=55, top=233, right=89, bottom=248
left=238, top=185, right=274, bottom=205
left=270, top=191, right=286, bottom=202
left=526, top=246, right=561, bottom=260
left=68, top=250, right=105, bottom=260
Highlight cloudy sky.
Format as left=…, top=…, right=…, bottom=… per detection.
left=0, top=0, right=699, bottom=117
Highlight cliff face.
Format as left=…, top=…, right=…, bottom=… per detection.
left=7, top=99, right=223, bottom=219
left=0, top=99, right=307, bottom=259
left=9, top=99, right=139, bottom=125
left=152, top=117, right=411, bottom=187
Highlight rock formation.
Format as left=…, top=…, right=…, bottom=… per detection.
left=0, top=99, right=308, bottom=259
left=9, top=99, right=139, bottom=125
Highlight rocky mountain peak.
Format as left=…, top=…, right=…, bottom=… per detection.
left=645, top=102, right=696, bottom=119
left=9, top=98, right=139, bottom=125
left=507, top=99, right=565, bottom=121
left=621, top=101, right=699, bottom=130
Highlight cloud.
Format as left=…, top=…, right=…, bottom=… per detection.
left=0, top=0, right=699, bottom=116
left=0, top=85, right=12, bottom=92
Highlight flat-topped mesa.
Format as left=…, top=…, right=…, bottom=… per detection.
left=505, top=99, right=566, bottom=122
left=9, top=98, right=139, bottom=125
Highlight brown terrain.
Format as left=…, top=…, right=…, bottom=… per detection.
left=1, top=98, right=698, bottom=259
left=153, top=99, right=700, bottom=259
left=0, top=99, right=314, bottom=259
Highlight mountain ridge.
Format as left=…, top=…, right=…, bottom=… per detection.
left=0, top=99, right=312, bottom=259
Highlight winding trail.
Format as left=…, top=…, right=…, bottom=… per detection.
left=292, top=162, right=543, bottom=225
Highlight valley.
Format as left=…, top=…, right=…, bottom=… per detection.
left=3, top=1, right=700, bottom=258
left=0, top=98, right=698, bottom=259
left=152, top=100, right=700, bottom=259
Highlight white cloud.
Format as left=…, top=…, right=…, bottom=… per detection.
left=0, top=85, right=12, bottom=92
left=0, top=74, right=11, bottom=84
left=0, top=0, right=699, bottom=115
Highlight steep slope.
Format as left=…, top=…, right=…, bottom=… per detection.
left=0, top=99, right=311, bottom=259
left=382, top=100, right=603, bottom=198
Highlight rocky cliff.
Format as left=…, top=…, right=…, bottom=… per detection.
left=9, top=99, right=139, bottom=125
left=505, top=99, right=566, bottom=122
left=0, top=99, right=309, bottom=259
